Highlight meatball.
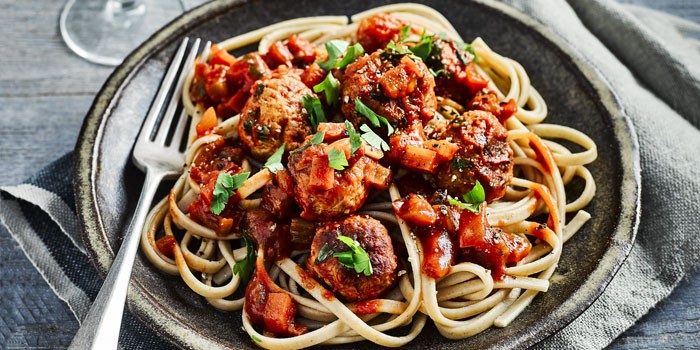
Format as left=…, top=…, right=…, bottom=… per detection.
left=356, top=13, right=406, bottom=53
left=341, top=50, right=436, bottom=130
left=306, top=215, right=398, bottom=302
left=238, top=68, right=314, bottom=161
left=434, top=110, right=513, bottom=202
left=287, top=142, right=392, bottom=220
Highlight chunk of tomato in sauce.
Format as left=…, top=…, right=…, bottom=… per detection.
left=393, top=193, right=437, bottom=226
left=287, top=35, right=316, bottom=66
left=300, top=63, right=326, bottom=88
left=245, top=256, right=307, bottom=337
left=356, top=13, right=406, bottom=53
left=264, top=40, right=294, bottom=68
left=419, top=228, right=454, bottom=279
left=468, top=91, right=518, bottom=124
left=457, top=203, right=532, bottom=279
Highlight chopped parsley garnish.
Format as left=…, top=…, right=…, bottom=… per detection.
left=428, top=67, right=446, bottom=77
left=211, top=172, right=250, bottom=215
left=451, top=157, right=471, bottom=172
left=334, top=43, right=365, bottom=69
left=447, top=180, right=486, bottom=213
left=314, top=243, right=334, bottom=264
left=327, top=148, right=348, bottom=171
left=233, top=231, right=255, bottom=285
left=334, top=235, right=373, bottom=276
left=359, top=124, right=390, bottom=152
left=313, top=73, right=340, bottom=106
left=456, top=41, right=478, bottom=63
left=345, top=120, right=362, bottom=155
left=292, top=131, right=325, bottom=154
left=385, top=40, right=413, bottom=56
left=264, top=144, right=285, bottom=174
left=400, top=25, right=411, bottom=41
left=354, top=98, right=394, bottom=135
left=250, top=334, right=262, bottom=343
left=302, top=94, right=326, bottom=131
left=317, top=40, right=350, bottom=70
left=310, top=131, right=325, bottom=145
left=409, top=31, right=433, bottom=61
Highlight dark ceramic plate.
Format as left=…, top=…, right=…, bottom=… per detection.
left=73, top=0, right=640, bottom=349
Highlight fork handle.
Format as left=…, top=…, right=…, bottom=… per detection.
left=69, top=170, right=165, bottom=350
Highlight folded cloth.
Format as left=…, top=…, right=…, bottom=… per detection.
left=0, top=154, right=171, bottom=349
left=1, top=0, right=700, bottom=349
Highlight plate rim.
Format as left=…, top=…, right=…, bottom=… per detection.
left=72, top=0, right=641, bottom=349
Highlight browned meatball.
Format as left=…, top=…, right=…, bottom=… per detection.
left=287, top=142, right=392, bottom=220
left=238, top=68, right=314, bottom=161
left=434, top=110, right=513, bottom=202
left=341, top=50, right=436, bottom=130
left=306, top=215, right=398, bottom=302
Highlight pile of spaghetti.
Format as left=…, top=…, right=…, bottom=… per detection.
left=140, top=3, right=597, bottom=348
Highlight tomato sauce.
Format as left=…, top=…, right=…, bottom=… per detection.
left=457, top=203, right=531, bottom=280
left=352, top=300, right=381, bottom=315
left=155, top=235, right=177, bottom=259
left=245, top=256, right=307, bottom=337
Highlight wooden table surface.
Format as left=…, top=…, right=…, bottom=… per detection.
left=1, top=0, right=698, bottom=348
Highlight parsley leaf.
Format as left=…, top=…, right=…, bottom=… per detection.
left=310, top=131, right=325, bottom=145
left=292, top=131, right=325, bottom=155
left=317, top=40, right=350, bottom=70
left=451, top=157, right=471, bottom=172
left=334, top=43, right=365, bottom=70
left=400, top=25, right=411, bottom=41
left=210, top=172, right=250, bottom=215
left=385, top=38, right=424, bottom=61
left=385, top=40, right=413, bottom=56
left=334, top=235, right=373, bottom=276
left=354, top=98, right=394, bottom=135
left=463, top=180, right=485, bottom=204
left=302, top=94, right=326, bottom=131
left=345, top=121, right=362, bottom=155
left=410, top=31, right=433, bottom=61
left=233, top=231, right=255, bottom=285
left=313, top=73, right=340, bottom=106
left=359, top=124, right=390, bottom=152
left=264, top=144, right=285, bottom=174
left=428, top=67, right=446, bottom=77
left=333, top=250, right=354, bottom=267
left=455, top=41, right=478, bottom=63
left=447, top=180, right=486, bottom=213
left=327, top=148, right=348, bottom=170
left=314, top=243, right=334, bottom=264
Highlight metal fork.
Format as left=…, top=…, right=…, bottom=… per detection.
left=69, top=37, right=208, bottom=350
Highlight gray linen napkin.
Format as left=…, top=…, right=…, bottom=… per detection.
left=500, top=0, right=700, bottom=348
left=1, top=0, right=699, bottom=349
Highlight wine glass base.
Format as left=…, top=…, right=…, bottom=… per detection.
left=60, top=0, right=183, bottom=66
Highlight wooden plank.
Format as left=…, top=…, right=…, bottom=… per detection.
left=0, top=1, right=112, bottom=97
left=0, top=96, right=93, bottom=183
